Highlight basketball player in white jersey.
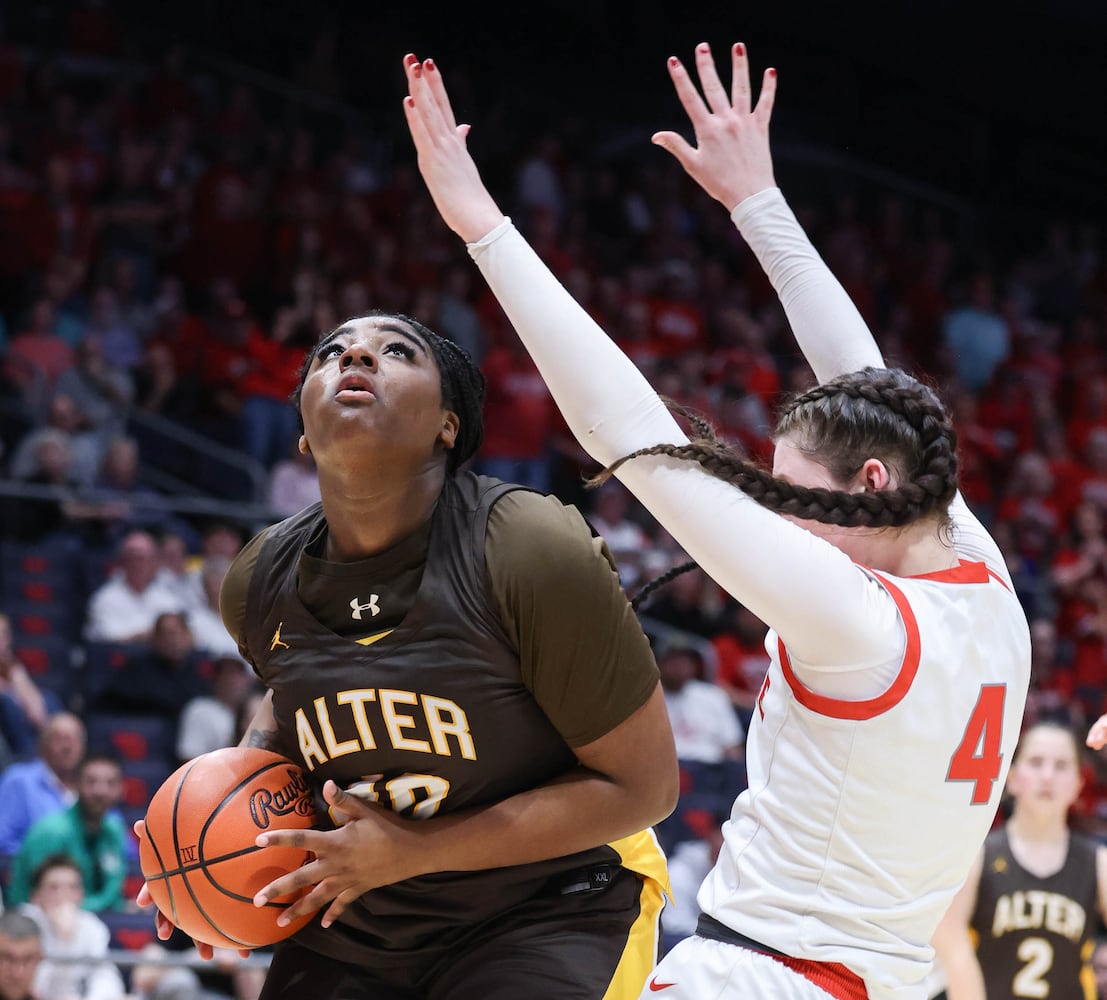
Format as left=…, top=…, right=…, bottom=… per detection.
left=402, top=41, right=1030, bottom=1000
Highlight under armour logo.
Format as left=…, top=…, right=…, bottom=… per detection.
left=350, top=595, right=380, bottom=620
left=270, top=623, right=289, bottom=650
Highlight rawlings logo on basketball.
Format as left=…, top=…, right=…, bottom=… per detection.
left=248, top=768, right=314, bottom=829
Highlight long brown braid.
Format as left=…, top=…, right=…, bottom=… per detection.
left=609, top=368, right=961, bottom=609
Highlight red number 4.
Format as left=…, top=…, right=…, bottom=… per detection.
left=947, top=684, right=1007, bottom=805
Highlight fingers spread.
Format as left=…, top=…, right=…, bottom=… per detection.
left=693, top=42, right=731, bottom=116
left=754, top=67, right=778, bottom=125
left=665, top=56, right=711, bottom=132
left=730, top=42, right=751, bottom=114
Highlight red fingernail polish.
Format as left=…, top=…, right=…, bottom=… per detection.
left=425, top=59, right=436, bottom=72
left=413, top=63, right=422, bottom=78
left=768, top=68, right=777, bottom=77
left=735, top=42, right=745, bottom=56
left=668, top=56, right=679, bottom=67
left=697, top=42, right=709, bottom=52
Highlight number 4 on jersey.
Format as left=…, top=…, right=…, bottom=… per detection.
left=947, top=684, right=1007, bottom=805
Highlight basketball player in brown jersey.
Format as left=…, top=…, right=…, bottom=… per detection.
left=932, top=722, right=1107, bottom=999
left=136, top=311, right=679, bottom=999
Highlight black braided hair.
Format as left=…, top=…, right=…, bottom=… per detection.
left=599, top=368, right=960, bottom=602
left=630, top=559, right=697, bottom=612
left=292, top=311, right=486, bottom=475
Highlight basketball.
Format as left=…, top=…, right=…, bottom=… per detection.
left=139, top=746, right=319, bottom=949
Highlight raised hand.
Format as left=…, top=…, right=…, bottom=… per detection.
left=1088, top=713, right=1107, bottom=750
left=251, top=780, right=423, bottom=929
left=402, top=53, right=505, bottom=244
left=652, top=42, right=778, bottom=211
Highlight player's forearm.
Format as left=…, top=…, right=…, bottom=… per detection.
left=731, top=187, right=883, bottom=381
left=408, top=764, right=673, bottom=876
left=468, top=219, right=686, bottom=467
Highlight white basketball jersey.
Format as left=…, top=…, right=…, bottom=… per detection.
left=698, top=560, right=1030, bottom=1000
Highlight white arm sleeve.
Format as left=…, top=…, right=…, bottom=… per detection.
left=732, top=188, right=1011, bottom=588
left=469, top=220, right=900, bottom=670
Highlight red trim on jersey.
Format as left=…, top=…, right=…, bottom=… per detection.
left=908, top=559, right=989, bottom=584
left=777, top=570, right=921, bottom=720
left=771, top=955, right=869, bottom=1000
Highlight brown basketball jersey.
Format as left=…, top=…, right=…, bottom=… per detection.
left=970, top=827, right=1098, bottom=1000
left=237, top=472, right=665, bottom=967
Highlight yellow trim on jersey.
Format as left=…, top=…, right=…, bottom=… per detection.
left=610, top=828, right=672, bottom=899
left=1081, top=938, right=1096, bottom=1000
left=602, top=871, right=667, bottom=1000
left=356, top=629, right=395, bottom=647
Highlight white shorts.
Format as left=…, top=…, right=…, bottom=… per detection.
left=639, top=936, right=853, bottom=1000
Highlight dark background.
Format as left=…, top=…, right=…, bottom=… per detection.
left=10, top=0, right=1107, bottom=219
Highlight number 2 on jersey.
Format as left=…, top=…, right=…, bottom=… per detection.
left=947, top=684, right=1007, bottom=804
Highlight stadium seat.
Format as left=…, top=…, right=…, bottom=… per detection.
left=101, top=908, right=158, bottom=952
left=117, top=758, right=175, bottom=811
left=80, top=642, right=147, bottom=709
left=85, top=710, right=176, bottom=763
left=10, top=633, right=76, bottom=705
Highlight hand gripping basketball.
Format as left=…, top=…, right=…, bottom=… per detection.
left=138, top=747, right=320, bottom=951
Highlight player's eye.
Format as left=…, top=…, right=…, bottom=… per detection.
left=383, top=341, right=416, bottom=360
left=316, top=341, right=344, bottom=361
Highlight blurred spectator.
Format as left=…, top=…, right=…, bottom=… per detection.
left=710, top=600, right=770, bottom=732
left=267, top=440, right=321, bottom=517
left=638, top=565, right=721, bottom=639
left=91, top=611, right=211, bottom=727
left=19, top=853, right=127, bottom=1000
left=83, top=285, right=143, bottom=373
left=185, top=557, right=239, bottom=659
left=53, top=334, right=134, bottom=443
left=183, top=520, right=245, bottom=606
left=2, top=296, right=75, bottom=411
left=153, top=526, right=198, bottom=610
left=83, top=530, right=185, bottom=644
left=64, top=434, right=175, bottom=549
left=0, top=910, right=43, bottom=1000
left=0, top=713, right=85, bottom=856
left=7, top=752, right=127, bottom=913
left=9, top=392, right=104, bottom=485
left=1021, top=617, right=1082, bottom=730
left=994, top=450, right=1066, bottom=543
left=435, top=262, right=486, bottom=364
left=942, top=271, right=1010, bottom=392
left=658, top=644, right=743, bottom=766
left=1094, top=938, right=1107, bottom=1000
left=475, top=328, right=556, bottom=491
left=175, top=653, right=257, bottom=763
left=585, top=481, right=649, bottom=591
left=1077, top=427, right=1107, bottom=514
left=0, top=613, right=53, bottom=757
left=662, top=806, right=726, bottom=950
left=231, top=308, right=307, bottom=470
left=128, top=942, right=208, bottom=1000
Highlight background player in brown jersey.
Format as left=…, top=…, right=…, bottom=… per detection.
left=134, top=309, right=680, bottom=999
left=932, top=722, right=1107, bottom=999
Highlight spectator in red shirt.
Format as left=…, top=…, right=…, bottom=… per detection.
left=474, top=328, right=555, bottom=491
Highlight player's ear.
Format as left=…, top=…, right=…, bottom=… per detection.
left=439, top=409, right=459, bottom=450
left=298, top=434, right=311, bottom=456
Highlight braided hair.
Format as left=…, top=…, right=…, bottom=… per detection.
left=614, top=367, right=960, bottom=608
left=292, top=311, right=486, bottom=476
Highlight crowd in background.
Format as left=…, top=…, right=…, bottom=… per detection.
left=1, top=2, right=1107, bottom=997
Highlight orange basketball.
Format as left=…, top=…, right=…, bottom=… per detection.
left=140, top=746, right=319, bottom=949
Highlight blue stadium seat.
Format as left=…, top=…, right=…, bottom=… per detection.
left=85, top=710, right=176, bottom=764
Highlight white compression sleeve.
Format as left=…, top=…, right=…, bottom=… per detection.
left=469, top=220, right=900, bottom=671
left=731, top=189, right=1011, bottom=588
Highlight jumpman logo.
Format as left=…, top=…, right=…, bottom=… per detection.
left=270, top=622, right=290, bottom=650
left=350, top=595, right=380, bottom=620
